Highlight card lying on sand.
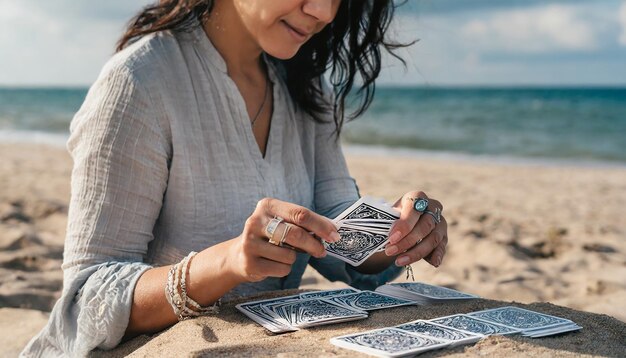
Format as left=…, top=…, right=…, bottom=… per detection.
left=467, top=306, right=582, bottom=338
left=299, top=287, right=360, bottom=300
left=326, top=197, right=400, bottom=266
left=330, top=327, right=450, bottom=358
left=375, top=282, right=479, bottom=305
left=331, top=306, right=581, bottom=356
left=236, top=295, right=301, bottom=333
left=237, top=288, right=417, bottom=333
left=395, top=320, right=482, bottom=347
left=430, top=314, right=521, bottom=336
left=262, top=298, right=368, bottom=328
left=323, top=290, right=415, bottom=312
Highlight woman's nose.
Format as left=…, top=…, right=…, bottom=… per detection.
left=302, top=0, right=334, bottom=24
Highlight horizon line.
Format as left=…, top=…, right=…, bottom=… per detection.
left=2, top=84, right=626, bottom=90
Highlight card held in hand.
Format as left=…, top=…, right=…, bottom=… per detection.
left=327, top=197, right=400, bottom=266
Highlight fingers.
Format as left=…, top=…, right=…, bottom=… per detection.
left=273, top=222, right=326, bottom=258
left=255, top=235, right=300, bottom=264
left=257, top=198, right=340, bottom=243
left=395, top=216, right=448, bottom=266
left=239, top=227, right=296, bottom=281
left=385, top=212, right=434, bottom=256
left=242, top=257, right=293, bottom=282
left=388, top=196, right=443, bottom=252
left=424, top=235, right=448, bottom=267
left=388, top=191, right=429, bottom=245
left=238, top=197, right=341, bottom=283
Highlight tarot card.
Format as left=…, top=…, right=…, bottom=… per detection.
left=337, top=223, right=391, bottom=235
left=325, top=227, right=390, bottom=266
left=299, top=287, right=360, bottom=299
left=338, top=219, right=393, bottom=229
left=391, top=282, right=479, bottom=300
left=338, top=218, right=396, bottom=225
left=396, top=320, right=483, bottom=346
left=235, top=295, right=301, bottom=333
left=336, top=219, right=395, bottom=230
left=262, top=298, right=367, bottom=328
left=333, top=196, right=400, bottom=222
left=468, top=306, right=575, bottom=332
left=326, top=197, right=400, bottom=266
left=431, top=314, right=520, bottom=336
left=523, top=324, right=582, bottom=338
left=331, top=328, right=450, bottom=358
left=324, top=291, right=415, bottom=312
left=376, top=282, right=479, bottom=305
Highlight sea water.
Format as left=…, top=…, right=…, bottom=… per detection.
left=1, top=86, right=624, bottom=164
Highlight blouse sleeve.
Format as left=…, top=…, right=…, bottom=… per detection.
left=309, top=112, right=403, bottom=291
left=21, top=61, right=171, bottom=356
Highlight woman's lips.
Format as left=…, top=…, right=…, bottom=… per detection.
left=282, top=20, right=309, bottom=42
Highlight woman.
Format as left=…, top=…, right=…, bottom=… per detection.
left=23, top=0, right=448, bottom=356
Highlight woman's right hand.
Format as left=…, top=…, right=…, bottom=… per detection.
left=227, top=198, right=341, bottom=283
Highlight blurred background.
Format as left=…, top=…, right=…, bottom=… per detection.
left=1, top=0, right=625, bottom=163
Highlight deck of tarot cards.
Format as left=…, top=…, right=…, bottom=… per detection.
left=236, top=288, right=416, bottom=333
left=331, top=306, right=581, bottom=357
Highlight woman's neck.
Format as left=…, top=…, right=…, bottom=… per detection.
left=203, top=0, right=264, bottom=78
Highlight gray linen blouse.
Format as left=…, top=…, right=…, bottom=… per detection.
left=22, top=24, right=402, bottom=357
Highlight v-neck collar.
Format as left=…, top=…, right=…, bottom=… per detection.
left=191, top=24, right=283, bottom=170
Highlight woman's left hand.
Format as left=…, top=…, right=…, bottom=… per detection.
left=384, top=191, right=448, bottom=267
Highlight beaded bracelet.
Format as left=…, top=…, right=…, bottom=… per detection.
left=164, top=251, right=220, bottom=321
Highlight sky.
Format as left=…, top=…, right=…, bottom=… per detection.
left=0, top=0, right=625, bottom=87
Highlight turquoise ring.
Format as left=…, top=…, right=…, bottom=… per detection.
left=410, top=197, right=429, bottom=213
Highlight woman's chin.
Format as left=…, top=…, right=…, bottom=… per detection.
left=263, top=44, right=302, bottom=60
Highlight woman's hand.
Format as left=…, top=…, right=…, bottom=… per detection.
left=227, top=197, right=340, bottom=283
left=384, top=191, right=448, bottom=267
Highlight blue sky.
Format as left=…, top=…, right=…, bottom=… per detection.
left=1, top=0, right=625, bottom=86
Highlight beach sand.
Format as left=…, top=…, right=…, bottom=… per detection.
left=1, top=143, right=625, bottom=356
left=100, top=290, right=626, bottom=357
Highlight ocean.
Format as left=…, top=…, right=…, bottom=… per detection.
left=1, top=87, right=625, bottom=165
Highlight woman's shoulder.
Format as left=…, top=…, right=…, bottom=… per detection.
left=97, top=29, right=191, bottom=89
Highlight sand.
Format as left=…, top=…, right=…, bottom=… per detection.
left=1, top=143, right=625, bottom=356
left=99, top=290, right=626, bottom=357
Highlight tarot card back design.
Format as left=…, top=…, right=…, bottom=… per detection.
left=469, top=306, right=573, bottom=330
left=326, top=291, right=414, bottom=311
left=432, top=314, right=520, bottom=336
left=331, top=328, right=449, bottom=357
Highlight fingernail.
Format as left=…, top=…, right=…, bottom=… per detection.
left=385, top=245, right=398, bottom=256
left=389, top=231, right=401, bottom=244
left=330, top=232, right=340, bottom=242
left=437, top=254, right=443, bottom=266
left=320, top=250, right=327, bottom=258
left=396, top=256, right=410, bottom=266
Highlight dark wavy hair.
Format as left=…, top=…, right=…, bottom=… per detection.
left=117, top=0, right=411, bottom=135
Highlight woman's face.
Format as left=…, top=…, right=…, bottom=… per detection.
left=233, top=0, right=342, bottom=59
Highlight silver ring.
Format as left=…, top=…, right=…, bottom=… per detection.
left=279, top=223, right=291, bottom=247
left=265, top=216, right=284, bottom=245
left=424, top=208, right=442, bottom=224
